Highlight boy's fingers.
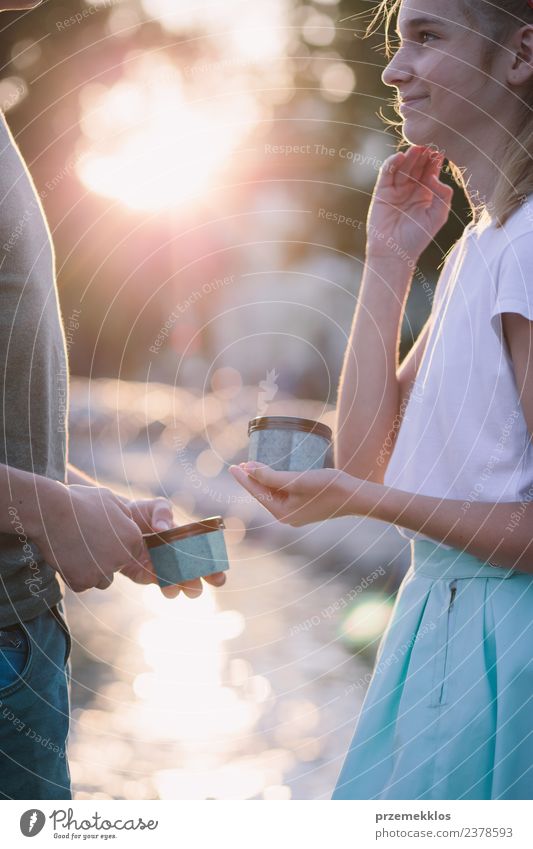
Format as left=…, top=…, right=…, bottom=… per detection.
left=119, top=555, right=158, bottom=586
left=151, top=498, right=174, bottom=532
left=203, top=572, right=227, bottom=587
left=161, top=585, right=181, bottom=599
left=178, top=579, right=203, bottom=598
left=159, top=574, right=224, bottom=598
left=95, top=574, right=114, bottom=590
left=137, top=560, right=158, bottom=584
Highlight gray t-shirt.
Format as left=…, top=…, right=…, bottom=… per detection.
left=0, top=111, right=67, bottom=626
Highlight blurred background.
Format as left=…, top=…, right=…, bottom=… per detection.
left=1, top=0, right=470, bottom=799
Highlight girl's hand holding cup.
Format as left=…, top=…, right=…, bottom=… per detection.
left=229, top=462, right=363, bottom=528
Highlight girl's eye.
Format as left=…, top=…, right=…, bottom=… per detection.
left=393, top=32, right=438, bottom=52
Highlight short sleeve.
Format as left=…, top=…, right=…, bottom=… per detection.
left=491, top=233, right=533, bottom=327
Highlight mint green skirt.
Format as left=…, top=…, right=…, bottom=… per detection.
left=332, top=539, right=533, bottom=800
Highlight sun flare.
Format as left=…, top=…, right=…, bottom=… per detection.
left=77, top=55, right=259, bottom=212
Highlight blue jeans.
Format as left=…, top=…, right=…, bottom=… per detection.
left=0, top=602, right=72, bottom=799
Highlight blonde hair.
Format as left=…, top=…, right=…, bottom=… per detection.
left=366, top=0, right=533, bottom=227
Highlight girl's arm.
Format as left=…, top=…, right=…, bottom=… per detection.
left=361, top=311, right=533, bottom=572
left=335, top=254, right=414, bottom=484
left=230, top=307, right=533, bottom=572
left=229, top=464, right=533, bottom=574
left=335, top=145, right=453, bottom=483
left=361, top=482, right=533, bottom=573
left=352, top=298, right=533, bottom=571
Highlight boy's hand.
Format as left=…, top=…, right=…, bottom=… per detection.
left=118, top=496, right=227, bottom=599
left=27, top=481, right=145, bottom=593
left=121, top=496, right=174, bottom=535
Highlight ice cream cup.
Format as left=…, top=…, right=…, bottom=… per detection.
left=247, top=416, right=332, bottom=471
left=143, top=516, right=229, bottom=587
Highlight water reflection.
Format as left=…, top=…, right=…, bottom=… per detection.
left=66, top=378, right=401, bottom=799
left=67, top=538, right=368, bottom=800
left=134, top=588, right=255, bottom=744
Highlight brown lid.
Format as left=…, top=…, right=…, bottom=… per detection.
left=248, top=415, right=332, bottom=441
left=143, top=516, right=225, bottom=548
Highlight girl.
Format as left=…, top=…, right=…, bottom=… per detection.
left=230, top=0, right=533, bottom=800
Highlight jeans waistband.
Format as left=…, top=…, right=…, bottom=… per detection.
left=412, top=539, right=518, bottom=580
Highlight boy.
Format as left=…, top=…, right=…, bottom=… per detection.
left=0, top=0, right=225, bottom=800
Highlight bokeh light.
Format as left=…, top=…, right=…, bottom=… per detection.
left=77, top=54, right=259, bottom=212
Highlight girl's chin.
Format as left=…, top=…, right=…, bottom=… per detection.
left=402, top=117, right=436, bottom=148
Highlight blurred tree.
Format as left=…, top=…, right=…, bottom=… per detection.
left=0, top=0, right=469, bottom=383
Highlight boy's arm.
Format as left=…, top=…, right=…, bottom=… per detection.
left=67, top=463, right=98, bottom=486
left=67, top=462, right=172, bottom=529
left=0, top=461, right=144, bottom=591
left=66, top=463, right=226, bottom=597
left=0, top=463, right=61, bottom=535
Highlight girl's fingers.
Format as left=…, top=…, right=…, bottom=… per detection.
left=394, top=145, right=426, bottom=186
left=237, top=462, right=296, bottom=491
left=228, top=466, right=281, bottom=513
left=379, top=151, right=405, bottom=189
left=428, top=173, right=454, bottom=204
left=419, top=150, right=445, bottom=190
left=398, top=146, right=439, bottom=191
left=229, top=464, right=272, bottom=497
left=411, top=146, right=439, bottom=184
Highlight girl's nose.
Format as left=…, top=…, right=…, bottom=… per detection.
left=382, top=53, right=413, bottom=88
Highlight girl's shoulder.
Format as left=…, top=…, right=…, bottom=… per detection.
left=464, top=195, right=533, bottom=270
left=479, top=193, right=533, bottom=242
left=433, top=198, right=533, bottom=310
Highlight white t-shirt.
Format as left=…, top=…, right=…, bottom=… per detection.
left=383, top=194, right=533, bottom=547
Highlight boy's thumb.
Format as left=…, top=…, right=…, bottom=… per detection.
left=152, top=499, right=173, bottom=531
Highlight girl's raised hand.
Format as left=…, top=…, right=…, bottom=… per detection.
left=366, top=145, right=454, bottom=265
left=229, top=462, right=365, bottom=527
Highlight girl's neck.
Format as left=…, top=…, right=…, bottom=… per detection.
left=448, top=116, right=521, bottom=225
left=460, top=157, right=498, bottom=222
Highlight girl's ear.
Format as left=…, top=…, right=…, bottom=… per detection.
left=508, top=25, right=533, bottom=86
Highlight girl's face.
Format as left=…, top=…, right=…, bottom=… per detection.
left=381, top=0, right=512, bottom=158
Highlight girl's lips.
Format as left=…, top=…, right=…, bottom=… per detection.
left=399, top=96, right=429, bottom=112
